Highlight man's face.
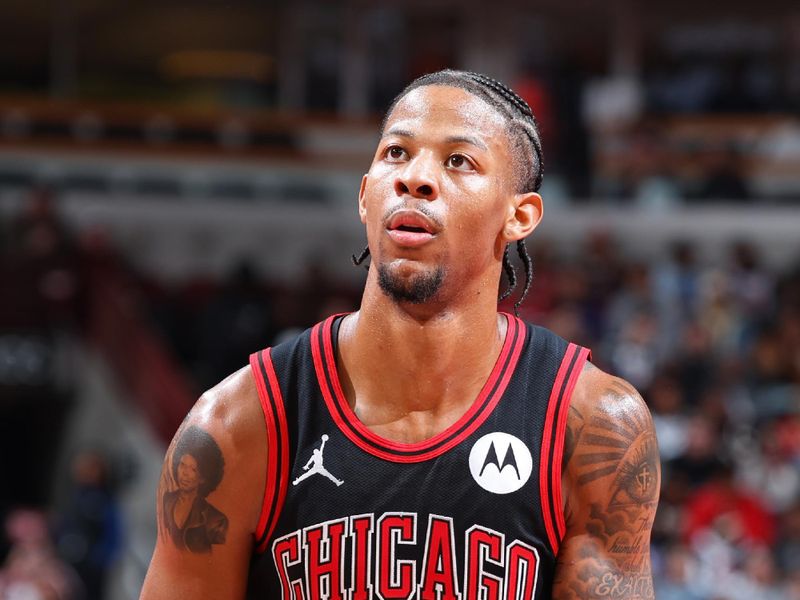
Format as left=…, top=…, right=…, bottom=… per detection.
left=177, top=453, right=203, bottom=494
left=359, top=85, right=519, bottom=306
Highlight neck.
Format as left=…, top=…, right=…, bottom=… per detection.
left=178, top=489, right=198, bottom=501
left=336, top=266, right=507, bottom=440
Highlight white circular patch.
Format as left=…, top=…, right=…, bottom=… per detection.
left=469, top=432, right=533, bottom=494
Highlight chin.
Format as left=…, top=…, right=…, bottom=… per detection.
left=377, top=261, right=445, bottom=304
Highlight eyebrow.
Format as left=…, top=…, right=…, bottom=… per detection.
left=444, top=134, right=487, bottom=151
left=384, top=127, right=415, bottom=139
left=383, top=128, right=488, bottom=151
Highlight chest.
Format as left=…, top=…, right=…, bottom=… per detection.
left=265, top=426, right=552, bottom=600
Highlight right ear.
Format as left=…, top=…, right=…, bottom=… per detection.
left=358, top=174, right=368, bottom=224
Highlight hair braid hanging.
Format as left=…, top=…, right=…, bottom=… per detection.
left=351, top=245, right=370, bottom=267
left=514, top=239, right=534, bottom=316
left=498, top=243, right=517, bottom=302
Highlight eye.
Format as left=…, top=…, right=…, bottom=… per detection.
left=384, top=145, right=408, bottom=162
left=446, top=153, right=474, bottom=171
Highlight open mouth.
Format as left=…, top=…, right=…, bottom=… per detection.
left=393, top=224, right=430, bottom=233
left=386, top=210, right=438, bottom=235
left=385, top=212, right=438, bottom=247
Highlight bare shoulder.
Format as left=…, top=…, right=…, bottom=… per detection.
left=141, top=364, right=266, bottom=599
left=553, top=361, right=660, bottom=600
left=192, top=364, right=264, bottom=441
left=564, top=361, right=658, bottom=492
left=170, top=364, right=267, bottom=528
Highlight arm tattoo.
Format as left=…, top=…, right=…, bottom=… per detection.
left=556, top=378, right=659, bottom=599
left=158, top=424, right=229, bottom=553
left=563, top=405, right=585, bottom=472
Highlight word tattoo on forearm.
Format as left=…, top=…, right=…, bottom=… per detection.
left=594, top=572, right=654, bottom=598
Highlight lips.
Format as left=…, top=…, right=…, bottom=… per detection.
left=385, top=210, right=439, bottom=247
left=386, top=210, right=438, bottom=234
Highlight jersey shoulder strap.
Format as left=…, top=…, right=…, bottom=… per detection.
left=248, top=327, right=315, bottom=552
left=526, top=323, right=591, bottom=553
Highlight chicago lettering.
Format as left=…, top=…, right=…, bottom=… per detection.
left=272, top=513, right=539, bottom=600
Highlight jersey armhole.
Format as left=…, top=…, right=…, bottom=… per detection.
left=538, top=343, right=591, bottom=556
left=249, top=348, right=290, bottom=554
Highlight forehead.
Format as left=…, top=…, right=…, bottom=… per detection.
left=384, top=85, right=508, bottom=142
left=179, top=454, right=197, bottom=465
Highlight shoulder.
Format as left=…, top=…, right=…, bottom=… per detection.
left=195, top=361, right=266, bottom=463
left=568, top=361, right=655, bottom=453
left=563, top=361, right=659, bottom=507
left=553, top=362, right=660, bottom=598
left=144, top=364, right=271, bottom=597
left=168, top=364, right=267, bottom=533
left=182, top=363, right=266, bottom=463
left=195, top=364, right=261, bottom=427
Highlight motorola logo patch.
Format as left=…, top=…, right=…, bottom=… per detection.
left=469, top=432, right=533, bottom=494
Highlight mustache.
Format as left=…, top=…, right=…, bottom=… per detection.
left=381, top=204, right=443, bottom=229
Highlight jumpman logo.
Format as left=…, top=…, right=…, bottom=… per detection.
left=292, top=434, right=344, bottom=487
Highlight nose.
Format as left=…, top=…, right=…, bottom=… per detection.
left=394, top=154, right=438, bottom=200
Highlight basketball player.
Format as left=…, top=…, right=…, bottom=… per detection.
left=141, top=70, right=660, bottom=599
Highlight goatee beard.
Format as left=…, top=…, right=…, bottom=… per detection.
left=377, top=264, right=445, bottom=304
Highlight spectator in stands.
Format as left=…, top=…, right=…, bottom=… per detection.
left=737, top=419, right=800, bottom=513
left=653, top=543, right=703, bottom=600
left=683, top=462, right=776, bottom=548
left=695, top=146, right=751, bottom=201
left=668, top=416, right=726, bottom=489
left=775, top=502, right=800, bottom=582
left=648, top=373, right=690, bottom=461
left=55, top=451, right=122, bottom=600
left=195, top=260, right=274, bottom=391
left=0, top=509, right=80, bottom=600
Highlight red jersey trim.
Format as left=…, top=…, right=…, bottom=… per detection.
left=250, top=348, right=290, bottom=553
left=552, top=346, right=591, bottom=541
left=311, top=313, right=527, bottom=463
left=538, top=343, right=590, bottom=556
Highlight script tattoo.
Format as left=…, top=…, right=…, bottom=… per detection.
left=158, top=424, right=229, bottom=553
left=555, top=375, right=659, bottom=599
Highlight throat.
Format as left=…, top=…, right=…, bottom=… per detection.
left=354, top=402, right=473, bottom=444
left=335, top=313, right=509, bottom=444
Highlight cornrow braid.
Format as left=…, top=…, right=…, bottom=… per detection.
left=380, top=68, right=544, bottom=195
left=498, top=243, right=517, bottom=302
left=461, top=72, right=545, bottom=192
left=351, top=245, right=370, bottom=267
left=463, top=72, right=533, bottom=117
left=514, top=239, right=534, bottom=316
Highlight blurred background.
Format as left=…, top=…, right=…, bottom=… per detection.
left=1, top=0, right=799, bottom=598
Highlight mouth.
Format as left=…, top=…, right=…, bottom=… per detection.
left=394, top=224, right=430, bottom=233
left=385, top=210, right=439, bottom=247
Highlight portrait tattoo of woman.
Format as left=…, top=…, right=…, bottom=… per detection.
left=158, top=425, right=228, bottom=553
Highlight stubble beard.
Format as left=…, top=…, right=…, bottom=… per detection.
left=377, top=262, right=446, bottom=304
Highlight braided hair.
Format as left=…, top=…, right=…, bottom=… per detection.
left=353, top=69, right=543, bottom=315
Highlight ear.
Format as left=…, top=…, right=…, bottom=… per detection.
left=503, top=191, right=543, bottom=242
left=357, top=174, right=369, bottom=224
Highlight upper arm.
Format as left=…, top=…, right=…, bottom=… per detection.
left=140, top=366, right=267, bottom=600
left=552, top=363, right=661, bottom=599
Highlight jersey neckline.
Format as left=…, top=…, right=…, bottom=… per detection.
left=310, top=312, right=527, bottom=463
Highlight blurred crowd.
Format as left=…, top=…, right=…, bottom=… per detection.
left=2, top=189, right=800, bottom=599
left=0, top=191, right=125, bottom=600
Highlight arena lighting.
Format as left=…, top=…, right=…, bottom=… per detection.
left=159, top=50, right=274, bottom=82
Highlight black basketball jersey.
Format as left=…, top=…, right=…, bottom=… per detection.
left=246, top=313, right=589, bottom=600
